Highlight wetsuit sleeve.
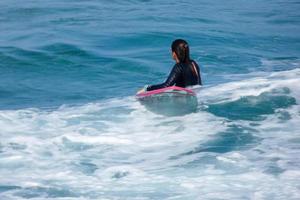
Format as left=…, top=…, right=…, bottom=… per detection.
left=146, top=64, right=182, bottom=91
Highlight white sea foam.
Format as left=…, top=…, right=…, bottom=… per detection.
left=199, top=68, right=300, bottom=104
left=0, top=69, right=300, bottom=199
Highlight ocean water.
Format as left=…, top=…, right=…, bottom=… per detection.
left=1, top=0, right=300, bottom=199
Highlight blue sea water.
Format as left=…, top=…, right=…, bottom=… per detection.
left=1, top=0, right=300, bottom=199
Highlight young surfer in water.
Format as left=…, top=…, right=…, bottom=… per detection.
left=138, top=39, right=202, bottom=93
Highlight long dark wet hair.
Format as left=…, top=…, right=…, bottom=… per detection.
left=171, top=39, right=190, bottom=64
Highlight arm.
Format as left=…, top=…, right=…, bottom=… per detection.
left=191, top=60, right=202, bottom=85
left=147, top=64, right=182, bottom=91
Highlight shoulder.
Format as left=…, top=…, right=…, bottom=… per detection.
left=190, top=60, right=200, bottom=69
left=168, top=63, right=184, bottom=76
left=172, top=63, right=183, bottom=71
left=190, top=59, right=199, bottom=66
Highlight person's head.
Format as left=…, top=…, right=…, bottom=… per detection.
left=171, top=39, right=190, bottom=64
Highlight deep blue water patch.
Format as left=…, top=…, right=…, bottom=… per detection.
left=174, top=125, right=260, bottom=158
left=207, top=88, right=297, bottom=121
left=0, top=185, right=21, bottom=193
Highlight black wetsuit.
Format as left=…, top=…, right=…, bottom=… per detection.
left=147, top=60, right=202, bottom=91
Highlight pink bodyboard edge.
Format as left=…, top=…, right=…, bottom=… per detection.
left=136, top=86, right=196, bottom=98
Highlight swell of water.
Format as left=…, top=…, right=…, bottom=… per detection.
left=1, top=0, right=300, bottom=109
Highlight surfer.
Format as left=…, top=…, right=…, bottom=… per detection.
left=138, top=39, right=202, bottom=93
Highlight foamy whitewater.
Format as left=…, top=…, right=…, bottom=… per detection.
left=1, top=69, right=300, bottom=199
left=1, top=0, right=300, bottom=199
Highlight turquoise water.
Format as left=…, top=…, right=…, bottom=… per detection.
left=1, top=0, right=300, bottom=199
